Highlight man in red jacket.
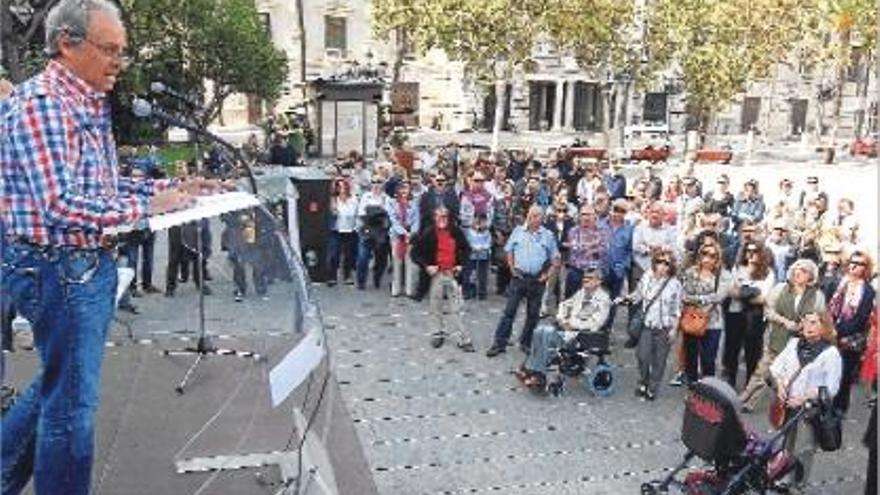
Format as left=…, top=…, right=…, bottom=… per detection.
left=411, top=207, right=474, bottom=351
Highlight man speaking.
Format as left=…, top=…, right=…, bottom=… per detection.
left=0, top=1, right=212, bottom=493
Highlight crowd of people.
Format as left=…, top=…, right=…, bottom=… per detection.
left=321, top=145, right=878, bottom=492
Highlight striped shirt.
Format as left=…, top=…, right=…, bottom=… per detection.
left=1, top=61, right=158, bottom=248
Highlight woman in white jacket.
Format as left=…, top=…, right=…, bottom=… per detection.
left=770, top=310, right=842, bottom=491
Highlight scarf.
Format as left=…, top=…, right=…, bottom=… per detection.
left=796, top=338, right=829, bottom=367
left=395, top=199, right=410, bottom=259
left=829, top=278, right=863, bottom=325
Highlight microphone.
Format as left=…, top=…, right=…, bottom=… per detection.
left=149, top=81, right=202, bottom=110
left=131, top=97, right=194, bottom=129
left=131, top=98, right=258, bottom=194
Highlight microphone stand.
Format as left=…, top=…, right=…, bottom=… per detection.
left=148, top=104, right=264, bottom=394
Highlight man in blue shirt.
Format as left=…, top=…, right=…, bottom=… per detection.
left=487, top=205, right=560, bottom=357
left=602, top=199, right=634, bottom=329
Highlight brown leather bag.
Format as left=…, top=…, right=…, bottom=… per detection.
left=768, top=396, right=787, bottom=429
left=680, top=304, right=710, bottom=337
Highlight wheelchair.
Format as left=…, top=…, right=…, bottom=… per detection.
left=537, top=320, right=616, bottom=398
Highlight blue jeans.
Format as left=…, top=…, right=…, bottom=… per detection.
left=462, top=259, right=489, bottom=299
left=355, top=236, right=389, bottom=289
left=1, top=244, right=117, bottom=495
left=492, top=275, right=545, bottom=348
left=684, top=327, right=722, bottom=383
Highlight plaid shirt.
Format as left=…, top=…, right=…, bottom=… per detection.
left=1, top=61, right=157, bottom=248
left=567, top=224, right=610, bottom=271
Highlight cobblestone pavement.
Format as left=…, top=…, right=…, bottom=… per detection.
left=316, top=284, right=872, bottom=495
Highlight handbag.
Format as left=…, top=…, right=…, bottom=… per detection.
left=769, top=366, right=805, bottom=429
left=810, top=408, right=843, bottom=452
left=627, top=277, right=672, bottom=341
left=679, top=273, right=719, bottom=338
left=680, top=305, right=710, bottom=337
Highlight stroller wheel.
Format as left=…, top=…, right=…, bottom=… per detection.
left=586, top=363, right=615, bottom=397
left=639, top=482, right=659, bottom=495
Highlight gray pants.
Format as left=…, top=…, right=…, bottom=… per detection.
left=637, top=326, right=672, bottom=394
left=740, top=342, right=780, bottom=409
left=429, top=273, right=470, bottom=345
left=783, top=410, right=817, bottom=489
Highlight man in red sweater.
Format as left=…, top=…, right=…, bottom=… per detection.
left=411, top=207, right=474, bottom=351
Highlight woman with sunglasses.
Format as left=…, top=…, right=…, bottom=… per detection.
left=722, top=240, right=775, bottom=389
left=622, top=250, right=682, bottom=400
left=680, top=242, right=734, bottom=384
left=828, top=251, right=876, bottom=414
left=740, top=258, right=825, bottom=412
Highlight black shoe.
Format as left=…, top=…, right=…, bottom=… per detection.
left=164, top=288, right=175, bottom=298
left=233, top=290, right=244, bottom=302
left=644, top=389, right=656, bottom=401
left=624, top=337, right=638, bottom=349
left=519, top=342, right=531, bottom=354
left=485, top=345, right=506, bottom=357
left=201, top=285, right=213, bottom=296
left=119, top=302, right=140, bottom=315
left=142, top=285, right=161, bottom=294
left=203, top=271, right=213, bottom=281
left=326, top=280, right=337, bottom=287
left=430, top=333, right=445, bottom=348
left=130, top=288, right=142, bottom=298
left=457, top=342, right=476, bottom=353
left=635, top=385, right=647, bottom=398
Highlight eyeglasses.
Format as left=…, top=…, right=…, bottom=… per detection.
left=700, top=251, right=719, bottom=259
left=371, top=180, right=383, bottom=184
left=849, top=260, right=867, bottom=267
left=655, top=259, right=671, bottom=266
left=83, top=38, right=131, bottom=65
left=473, top=178, right=485, bottom=182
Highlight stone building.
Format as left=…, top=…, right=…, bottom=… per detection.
left=215, top=0, right=877, bottom=152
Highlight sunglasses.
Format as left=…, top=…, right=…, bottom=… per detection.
left=655, top=259, right=671, bottom=266
left=473, top=178, right=485, bottom=182
left=700, top=251, right=719, bottom=259
left=849, top=260, right=867, bottom=267
left=371, top=180, right=383, bottom=184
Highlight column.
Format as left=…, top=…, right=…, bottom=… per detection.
left=552, top=80, right=564, bottom=131
left=564, top=80, right=576, bottom=131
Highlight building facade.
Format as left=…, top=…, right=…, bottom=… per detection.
left=215, top=0, right=877, bottom=151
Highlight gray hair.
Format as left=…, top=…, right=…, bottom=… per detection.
left=45, top=0, right=122, bottom=57
left=786, top=258, right=819, bottom=285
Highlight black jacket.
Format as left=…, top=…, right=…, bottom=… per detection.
left=410, top=226, right=470, bottom=269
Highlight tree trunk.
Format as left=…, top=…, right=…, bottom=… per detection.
left=295, top=0, right=308, bottom=120
left=601, top=85, right=615, bottom=149
left=829, top=29, right=851, bottom=151
left=491, top=80, right=506, bottom=152
left=391, top=28, right=406, bottom=84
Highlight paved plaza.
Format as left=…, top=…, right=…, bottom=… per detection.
left=3, top=159, right=877, bottom=494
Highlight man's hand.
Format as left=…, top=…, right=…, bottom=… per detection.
left=426, top=265, right=439, bottom=276
left=150, top=189, right=195, bottom=215
left=179, top=177, right=236, bottom=196
left=452, top=265, right=462, bottom=276
left=784, top=319, right=800, bottom=332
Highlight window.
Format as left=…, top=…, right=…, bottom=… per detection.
left=258, top=13, right=271, bottom=37
left=325, top=16, right=347, bottom=52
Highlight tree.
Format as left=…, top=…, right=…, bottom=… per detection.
left=120, top=0, right=287, bottom=130
left=541, top=0, right=634, bottom=146
left=794, top=0, right=877, bottom=142
left=372, top=0, right=544, bottom=150
left=643, top=0, right=808, bottom=136
left=1, top=1, right=62, bottom=83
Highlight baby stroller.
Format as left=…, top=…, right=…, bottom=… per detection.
left=540, top=320, right=615, bottom=398
left=641, top=377, right=829, bottom=495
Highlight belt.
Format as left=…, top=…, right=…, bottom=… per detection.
left=10, top=236, right=116, bottom=253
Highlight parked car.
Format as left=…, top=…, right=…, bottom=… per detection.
left=850, top=134, right=879, bottom=158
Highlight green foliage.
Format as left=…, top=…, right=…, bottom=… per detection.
left=541, top=0, right=634, bottom=68
left=120, top=0, right=288, bottom=128
left=643, top=0, right=810, bottom=129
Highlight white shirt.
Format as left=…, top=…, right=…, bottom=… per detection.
left=334, top=196, right=359, bottom=233
left=357, top=190, right=387, bottom=228
left=728, top=265, right=775, bottom=313
left=770, top=338, right=842, bottom=400
left=632, top=222, right=677, bottom=271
